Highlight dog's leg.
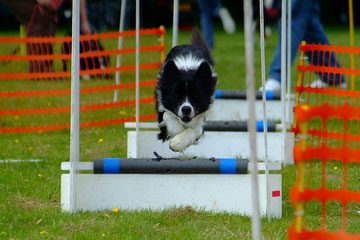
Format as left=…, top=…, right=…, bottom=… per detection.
left=170, top=126, right=203, bottom=152
left=163, top=112, right=185, bottom=137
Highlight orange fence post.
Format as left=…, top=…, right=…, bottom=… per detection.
left=159, top=25, right=165, bottom=63
left=20, top=25, right=26, bottom=56
left=293, top=106, right=309, bottom=234
left=348, top=0, right=355, bottom=90
left=292, top=41, right=307, bottom=131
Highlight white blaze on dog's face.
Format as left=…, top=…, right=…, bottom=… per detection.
left=158, top=54, right=216, bottom=124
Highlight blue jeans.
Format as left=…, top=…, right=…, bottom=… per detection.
left=197, top=0, right=222, bottom=49
left=86, top=0, right=131, bottom=31
left=269, top=0, right=343, bottom=84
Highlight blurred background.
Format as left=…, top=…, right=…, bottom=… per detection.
left=0, top=0, right=358, bottom=32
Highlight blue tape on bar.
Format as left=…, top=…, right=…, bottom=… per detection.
left=256, top=121, right=268, bottom=132
left=215, top=90, right=222, bottom=99
left=265, top=91, right=274, bottom=100
left=103, top=158, right=120, bottom=173
left=220, top=158, right=236, bottom=174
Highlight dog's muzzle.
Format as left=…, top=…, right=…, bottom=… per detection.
left=180, top=106, right=192, bottom=122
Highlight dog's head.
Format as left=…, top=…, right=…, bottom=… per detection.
left=157, top=55, right=217, bottom=124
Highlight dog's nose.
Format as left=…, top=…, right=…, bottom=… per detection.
left=181, top=106, right=192, bottom=115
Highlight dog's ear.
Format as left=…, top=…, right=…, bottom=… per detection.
left=163, top=60, right=179, bottom=78
left=195, top=62, right=212, bottom=81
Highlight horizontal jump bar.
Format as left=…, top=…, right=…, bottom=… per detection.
left=215, top=90, right=280, bottom=100
left=205, top=120, right=277, bottom=132
left=125, top=121, right=281, bottom=132
left=61, top=159, right=282, bottom=173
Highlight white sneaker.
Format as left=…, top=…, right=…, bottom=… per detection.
left=259, top=78, right=281, bottom=91
left=218, top=7, right=236, bottom=34
left=309, top=79, right=347, bottom=89
left=265, top=26, right=272, bottom=38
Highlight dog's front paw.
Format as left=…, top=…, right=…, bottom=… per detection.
left=169, top=134, right=189, bottom=152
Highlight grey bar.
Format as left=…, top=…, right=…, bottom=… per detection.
left=218, top=90, right=280, bottom=100
left=93, top=158, right=248, bottom=174
left=204, top=121, right=276, bottom=132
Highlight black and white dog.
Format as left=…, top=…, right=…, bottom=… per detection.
left=155, top=29, right=217, bottom=152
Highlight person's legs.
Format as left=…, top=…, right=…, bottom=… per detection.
left=86, top=0, right=101, bottom=30
left=27, top=4, right=57, bottom=73
left=208, top=0, right=235, bottom=35
left=104, top=0, right=122, bottom=29
left=4, top=0, right=56, bottom=73
left=268, top=0, right=312, bottom=83
left=304, top=1, right=344, bottom=85
left=218, top=7, right=235, bottom=34
left=2, top=0, right=35, bottom=25
left=197, top=0, right=215, bottom=49
left=197, top=0, right=234, bottom=48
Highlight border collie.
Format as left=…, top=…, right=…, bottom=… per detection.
left=155, top=29, right=217, bottom=152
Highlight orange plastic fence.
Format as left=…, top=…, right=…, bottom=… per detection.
left=289, top=42, right=360, bottom=239
left=0, top=27, right=166, bottom=133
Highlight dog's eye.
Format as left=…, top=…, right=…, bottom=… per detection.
left=175, top=94, right=181, bottom=99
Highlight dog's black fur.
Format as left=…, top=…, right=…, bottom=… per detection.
left=155, top=29, right=217, bottom=152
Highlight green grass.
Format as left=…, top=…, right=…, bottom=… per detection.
left=1, top=25, right=360, bottom=239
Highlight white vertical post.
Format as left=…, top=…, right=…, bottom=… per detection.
left=244, top=0, right=261, bottom=239
left=286, top=0, right=292, bottom=127
left=172, top=0, right=179, bottom=47
left=259, top=0, right=271, bottom=222
left=114, top=0, right=127, bottom=102
left=281, top=0, right=287, bottom=165
left=135, top=0, right=140, bottom=157
left=70, top=0, right=81, bottom=213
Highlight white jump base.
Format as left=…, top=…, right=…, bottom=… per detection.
left=61, top=173, right=282, bottom=218
left=210, top=98, right=294, bottom=121
left=127, top=131, right=294, bottom=164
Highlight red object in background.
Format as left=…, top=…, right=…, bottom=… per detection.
left=179, top=25, right=193, bottom=32
left=266, top=8, right=280, bottom=18
left=272, top=190, right=281, bottom=197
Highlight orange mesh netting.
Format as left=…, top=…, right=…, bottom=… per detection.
left=289, top=42, right=360, bottom=239
left=0, top=27, right=166, bottom=133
